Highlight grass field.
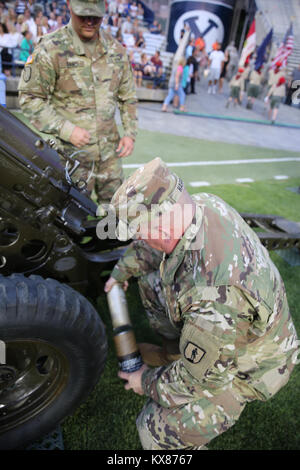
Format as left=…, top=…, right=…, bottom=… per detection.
left=58, top=128, right=300, bottom=451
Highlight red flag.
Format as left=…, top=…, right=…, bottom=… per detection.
left=239, top=20, right=256, bottom=66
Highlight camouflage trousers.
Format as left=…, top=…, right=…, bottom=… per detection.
left=136, top=270, right=257, bottom=450
left=73, top=156, right=124, bottom=205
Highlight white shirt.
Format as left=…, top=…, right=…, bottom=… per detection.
left=209, top=50, right=225, bottom=70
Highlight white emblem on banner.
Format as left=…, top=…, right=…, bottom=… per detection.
left=174, top=10, right=224, bottom=52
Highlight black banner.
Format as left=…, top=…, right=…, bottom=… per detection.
left=167, top=0, right=235, bottom=52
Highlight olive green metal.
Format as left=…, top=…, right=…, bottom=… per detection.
left=0, top=106, right=126, bottom=296
left=0, top=339, right=69, bottom=433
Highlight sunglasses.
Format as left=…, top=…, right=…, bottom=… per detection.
left=78, top=16, right=102, bottom=25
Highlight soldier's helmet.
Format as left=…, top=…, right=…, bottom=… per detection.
left=111, top=158, right=184, bottom=241
left=70, top=0, right=105, bottom=17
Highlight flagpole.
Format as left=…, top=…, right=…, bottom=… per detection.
left=238, top=13, right=249, bottom=56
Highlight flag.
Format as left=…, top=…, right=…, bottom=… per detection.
left=255, top=28, right=273, bottom=70
left=271, top=23, right=294, bottom=68
left=239, top=19, right=256, bottom=66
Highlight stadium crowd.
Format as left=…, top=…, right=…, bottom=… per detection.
left=0, top=0, right=163, bottom=77
left=0, top=0, right=298, bottom=121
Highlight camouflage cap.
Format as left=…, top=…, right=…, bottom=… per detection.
left=70, top=0, right=105, bottom=17
left=111, top=158, right=184, bottom=241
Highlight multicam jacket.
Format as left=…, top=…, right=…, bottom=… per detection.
left=111, top=193, right=298, bottom=405
left=18, top=22, right=138, bottom=161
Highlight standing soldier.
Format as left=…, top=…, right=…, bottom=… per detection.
left=18, top=0, right=138, bottom=205
left=105, top=158, right=298, bottom=450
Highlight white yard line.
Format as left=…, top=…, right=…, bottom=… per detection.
left=236, top=178, right=254, bottom=183
left=123, top=157, right=300, bottom=169
left=274, top=175, right=289, bottom=180
left=189, top=181, right=211, bottom=187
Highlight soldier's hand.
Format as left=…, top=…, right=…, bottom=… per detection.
left=70, top=126, right=91, bottom=148
left=118, top=364, right=148, bottom=395
left=104, top=276, right=128, bottom=293
left=116, top=136, right=134, bottom=158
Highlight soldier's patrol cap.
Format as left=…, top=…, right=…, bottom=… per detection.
left=111, top=158, right=184, bottom=241
left=70, top=0, right=105, bottom=17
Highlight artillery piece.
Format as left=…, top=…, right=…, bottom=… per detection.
left=0, top=106, right=126, bottom=450
left=0, top=106, right=299, bottom=450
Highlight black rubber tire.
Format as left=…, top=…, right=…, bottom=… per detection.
left=0, top=274, right=107, bottom=450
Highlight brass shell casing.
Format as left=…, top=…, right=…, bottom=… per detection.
left=107, top=283, right=143, bottom=373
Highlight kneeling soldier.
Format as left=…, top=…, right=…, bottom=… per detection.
left=105, top=158, right=298, bottom=450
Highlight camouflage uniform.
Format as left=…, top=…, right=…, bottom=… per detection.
left=18, top=20, right=138, bottom=203
left=110, top=158, right=298, bottom=450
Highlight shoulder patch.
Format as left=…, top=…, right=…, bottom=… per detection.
left=25, top=54, right=34, bottom=65
left=23, top=66, right=32, bottom=82
left=184, top=342, right=206, bottom=364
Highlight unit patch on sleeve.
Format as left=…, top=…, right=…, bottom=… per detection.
left=23, top=66, right=32, bottom=82
left=184, top=342, right=206, bottom=364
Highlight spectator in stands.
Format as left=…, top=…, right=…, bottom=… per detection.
left=131, top=17, right=139, bottom=36
left=52, top=15, right=64, bottom=32
left=108, top=0, right=118, bottom=15
left=0, top=22, right=13, bottom=76
left=117, top=0, right=127, bottom=17
left=135, top=30, right=145, bottom=48
left=26, top=0, right=36, bottom=15
left=140, top=52, right=155, bottom=76
left=16, top=14, right=26, bottom=33
left=162, top=58, right=186, bottom=112
left=246, top=66, right=263, bottom=109
left=7, top=7, right=17, bottom=26
left=149, top=19, right=162, bottom=35
left=48, top=12, right=58, bottom=31
left=131, top=52, right=143, bottom=87
left=41, top=16, right=50, bottom=34
left=19, top=29, right=33, bottom=62
left=109, top=13, right=122, bottom=29
left=137, top=2, right=144, bottom=21
left=50, top=2, right=61, bottom=17
left=121, top=14, right=133, bottom=34
left=266, top=76, right=286, bottom=123
left=61, top=4, right=70, bottom=25
left=15, top=0, right=26, bottom=16
left=207, top=42, right=225, bottom=94
left=151, top=50, right=163, bottom=76
left=6, top=21, right=22, bottom=48
left=129, top=1, right=138, bottom=19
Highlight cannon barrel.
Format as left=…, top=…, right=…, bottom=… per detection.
left=0, top=106, right=123, bottom=292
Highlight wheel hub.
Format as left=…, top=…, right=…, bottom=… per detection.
left=0, top=339, right=69, bottom=434
left=0, top=366, right=17, bottom=384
